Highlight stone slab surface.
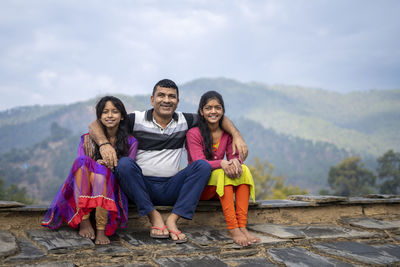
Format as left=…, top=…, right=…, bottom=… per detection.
left=118, top=230, right=171, bottom=246
left=224, top=257, right=277, bottom=266
left=299, top=225, right=382, bottom=239
left=268, top=247, right=355, bottom=267
left=0, top=200, right=25, bottom=208
left=248, top=224, right=305, bottom=239
left=347, top=197, right=400, bottom=204
left=342, top=217, right=400, bottom=230
left=313, top=241, right=400, bottom=265
left=26, top=228, right=94, bottom=253
left=196, top=200, right=235, bottom=212
left=257, top=234, right=290, bottom=246
left=14, top=262, right=76, bottom=267
left=288, top=195, right=348, bottom=203
left=152, top=205, right=174, bottom=211
left=2, top=205, right=48, bottom=212
left=258, top=199, right=312, bottom=208
left=220, top=248, right=259, bottom=258
left=6, top=236, right=46, bottom=261
left=153, top=255, right=227, bottom=267
left=157, top=242, right=221, bottom=256
left=198, top=200, right=222, bottom=206
left=103, top=264, right=153, bottom=267
left=373, top=244, right=400, bottom=260
left=364, top=194, right=400, bottom=199
left=0, top=230, right=18, bottom=257
left=184, top=226, right=231, bottom=246
left=95, top=241, right=130, bottom=255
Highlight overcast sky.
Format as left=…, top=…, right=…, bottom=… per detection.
left=1, top=0, right=399, bottom=111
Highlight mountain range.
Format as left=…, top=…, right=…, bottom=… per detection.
left=0, top=78, right=398, bottom=202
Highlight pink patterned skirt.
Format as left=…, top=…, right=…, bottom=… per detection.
left=42, top=155, right=128, bottom=236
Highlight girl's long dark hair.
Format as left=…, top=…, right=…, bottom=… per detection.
left=94, top=96, right=130, bottom=160
left=197, top=91, right=225, bottom=160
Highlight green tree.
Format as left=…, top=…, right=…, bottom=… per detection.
left=377, top=150, right=400, bottom=194
left=319, top=189, right=330, bottom=195
left=270, top=178, right=308, bottom=199
left=328, top=156, right=376, bottom=196
left=248, top=157, right=307, bottom=200
left=0, top=178, right=33, bottom=204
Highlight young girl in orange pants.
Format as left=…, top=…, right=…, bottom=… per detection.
left=185, top=91, right=260, bottom=246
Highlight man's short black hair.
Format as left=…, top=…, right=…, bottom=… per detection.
left=152, top=79, right=179, bottom=98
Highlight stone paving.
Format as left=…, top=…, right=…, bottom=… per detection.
left=1, top=196, right=400, bottom=266
left=1, top=217, right=400, bottom=266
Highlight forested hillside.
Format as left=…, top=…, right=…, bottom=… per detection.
left=2, top=78, right=398, bottom=156
left=180, top=78, right=400, bottom=156
left=0, top=118, right=354, bottom=202
left=0, top=78, right=398, bottom=202
left=236, top=119, right=353, bottom=191
left=0, top=95, right=149, bottom=154
left=0, top=124, right=80, bottom=202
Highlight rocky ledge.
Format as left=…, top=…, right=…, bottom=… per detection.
left=1, top=195, right=400, bottom=266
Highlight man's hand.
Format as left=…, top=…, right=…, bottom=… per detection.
left=232, top=133, right=248, bottom=162
left=89, top=120, right=118, bottom=169
left=83, top=135, right=95, bottom=158
left=99, top=144, right=118, bottom=170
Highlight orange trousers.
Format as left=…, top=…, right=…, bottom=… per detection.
left=200, top=184, right=250, bottom=230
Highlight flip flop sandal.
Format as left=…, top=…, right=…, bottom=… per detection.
left=149, top=225, right=169, bottom=239
left=168, top=229, right=188, bottom=244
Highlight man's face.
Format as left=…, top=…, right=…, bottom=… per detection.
left=151, top=86, right=179, bottom=120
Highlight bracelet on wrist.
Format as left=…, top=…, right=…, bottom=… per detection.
left=99, top=142, right=111, bottom=148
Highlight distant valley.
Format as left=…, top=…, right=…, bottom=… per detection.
left=0, top=78, right=398, bottom=202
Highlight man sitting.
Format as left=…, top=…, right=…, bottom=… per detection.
left=89, top=79, right=247, bottom=243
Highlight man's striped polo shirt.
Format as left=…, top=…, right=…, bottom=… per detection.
left=128, top=109, right=197, bottom=177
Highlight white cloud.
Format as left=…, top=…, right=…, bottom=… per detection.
left=0, top=0, right=400, bottom=110
left=38, top=70, right=58, bottom=89
left=31, top=69, right=119, bottom=106
left=234, top=0, right=284, bottom=22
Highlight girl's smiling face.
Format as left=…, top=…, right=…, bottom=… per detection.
left=100, top=101, right=123, bottom=129
left=200, top=98, right=224, bottom=125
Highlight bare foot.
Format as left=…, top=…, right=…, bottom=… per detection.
left=95, top=230, right=110, bottom=245
left=79, top=219, right=95, bottom=240
left=165, top=213, right=187, bottom=243
left=240, top=227, right=261, bottom=244
left=148, top=209, right=169, bottom=237
left=228, top=228, right=251, bottom=246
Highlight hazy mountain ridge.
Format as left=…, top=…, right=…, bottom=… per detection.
left=180, top=78, right=400, bottom=155
left=0, top=104, right=64, bottom=127
left=0, top=132, right=80, bottom=203
left=0, top=118, right=353, bottom=202
left=236, top=119, right=354, bottom=191
left=0, top=78, right=398, bottom=201
left=0, top=95, right=149, bottom=154
left=1, top=77, right=398, bottom=156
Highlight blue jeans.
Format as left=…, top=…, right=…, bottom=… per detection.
left=114, top=158, right=211, bottom=220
